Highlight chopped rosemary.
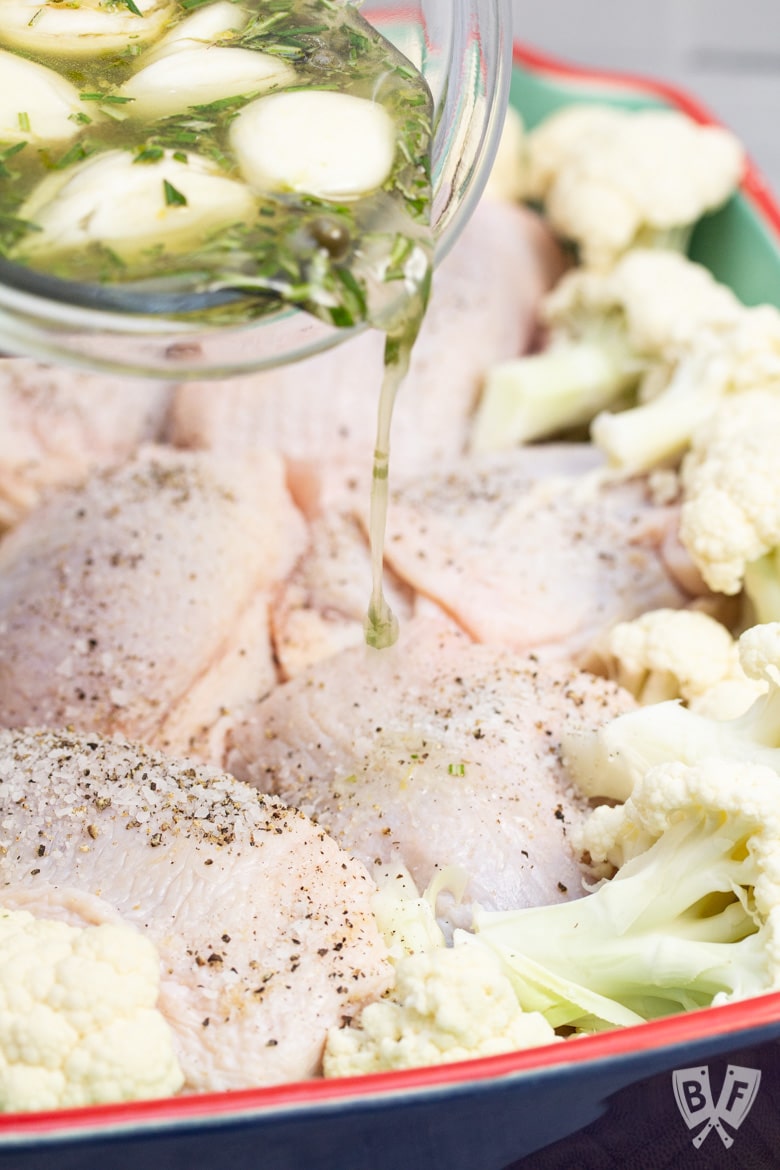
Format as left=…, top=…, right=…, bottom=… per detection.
left=50, top=141, right=97, bottom=171
left=79, top=93, right=135, bottom=104
left=134, top=146, right=165, bottom=163
left=163, top=180, right=188, bottom=206
left=0, top=142, right=27, bottom=181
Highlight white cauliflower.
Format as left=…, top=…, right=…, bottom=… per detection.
left=471, top=249, right=740, bottom=451
left=323, top=866, right=557, bottom=1077
left=323, top=943, right=557, bottom=1076
left=562, top=622, right=780, bottom=801
left=474, top=759, right=780, bottom=1027
left=594, top=608, right=764, bottom=716
left=522, top=104, right=745, bottom=270
left=592, top=304, right=780, bottom=473
left=679, top=390, right=780, bottom=620
left=0, top=909, right=183, bottom=1113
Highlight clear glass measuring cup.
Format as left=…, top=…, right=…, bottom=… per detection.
left=0, top=0, right=513, bottom=379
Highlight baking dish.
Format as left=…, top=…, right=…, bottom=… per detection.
left=1, top=40, right=779, bottom=1170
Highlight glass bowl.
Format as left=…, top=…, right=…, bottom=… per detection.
left=0, top=0, right=513, bottom=379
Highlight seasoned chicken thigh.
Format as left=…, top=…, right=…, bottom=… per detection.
left=0, top=359, right=171, bottom=528
left=0, top=729, right=391, bottom=1090
left=169, top=202, right=566, bottom=513
left=271, top=511, right=417, bottom=679
left=0, top=447, right=305, bottom=757
left=379, top=445, right=694, bottom=660
left=226, top=620, right=636, bottom=930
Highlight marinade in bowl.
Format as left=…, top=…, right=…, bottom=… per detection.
left=0, top=0, right=512, bottom=377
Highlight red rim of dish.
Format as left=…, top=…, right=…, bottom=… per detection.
left=4, top=41, right=780, bottom=1142
left=4, top=991, right=780, bottom=1138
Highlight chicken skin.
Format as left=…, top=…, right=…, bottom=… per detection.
left=226, top=619, right=635, bottom=930
left=0, top=446, right=305, bottom=758
left=0, top=729, right=391, bottom=1091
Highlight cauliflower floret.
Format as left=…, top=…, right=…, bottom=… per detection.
left=592, top=303, right=780, bottom=474
left=522, top=104, right=745, bottom=270
left=562, top=622, right=780, bottom=801
left=594, top=607, right=764, bottom=715
left=323, top=943, right=557, bottom=1076
left=0, top=909, right=183, bottom=1113
left=323, top=866, right=557, bottom=1077
left=473, top=759, right=780, bottom=1029
left=471, top=249, right=740, bottom=452
left=679, top=390, right=780, bottom=621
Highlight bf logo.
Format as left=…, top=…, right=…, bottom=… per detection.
left=673, top=1065, right=761, bottom=1149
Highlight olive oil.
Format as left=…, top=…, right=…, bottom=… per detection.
left=364, top=282, right=430, bottom=650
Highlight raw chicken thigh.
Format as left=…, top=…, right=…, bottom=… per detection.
left=0, top=729, right=391, bottom=1090
left=0, top=359, right=171, bottom=528
left=0, top=446, right=305, bottom=757
left=271, top=512, right=417, bottom=680
left=379, top=445, right=695, bottom=660
left=168, top=202, right=566, bottom=513
left=226, top=619, right=636, bottom=931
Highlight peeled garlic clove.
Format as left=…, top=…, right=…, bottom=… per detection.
left=0, top=0, right=176, bottom=56
left=119, top=47, right=296, bottom=120
left=15, top=150, right=256, bottom=261
left=144, top=1, right=250, bottom=62
left=0, top=49, right=84, bottom=142
left=230, top=90, right=397, bottom=200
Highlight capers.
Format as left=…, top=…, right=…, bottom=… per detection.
left=309, top=216, right=351, bottom=260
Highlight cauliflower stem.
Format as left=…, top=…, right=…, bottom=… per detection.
left=592, top=354, right=722, bottom=472
left=472, top=332, right=638, bottom=452
left=473, top=761, right=780, bottom=1028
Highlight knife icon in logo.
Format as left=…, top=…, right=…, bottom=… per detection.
left=673, top=1064, right=761, bottom=1148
